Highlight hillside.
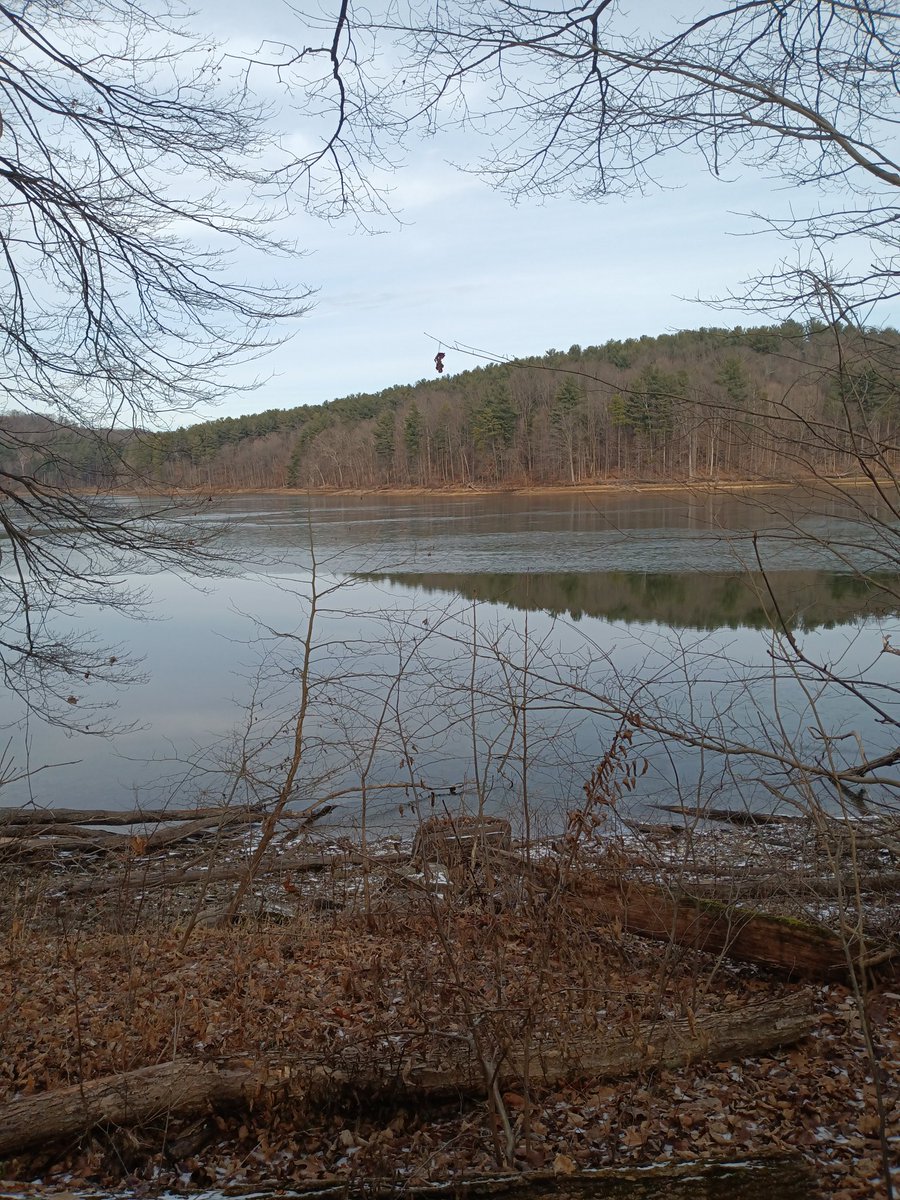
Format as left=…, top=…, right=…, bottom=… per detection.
left=3, top=322, right=898, bottom=491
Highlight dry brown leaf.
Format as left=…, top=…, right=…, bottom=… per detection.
left=552, top=1152, right=577, bottom=1175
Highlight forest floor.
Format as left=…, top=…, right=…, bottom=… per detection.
left=1, top=807, right=898, bottom=1199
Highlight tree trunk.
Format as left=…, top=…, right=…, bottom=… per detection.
left=0, top=1062, right=262, bottom=1157
left=0, top=997, right=814, bottom=1157
left=570, top=875, right=879, bottom=980
left=399, top=996, right=815, bottom=1097
left=681, top=870, right=900, bottom=901
left=500, top=852, right=886, bottom=980
left=0, top=804, right=264, bottom=827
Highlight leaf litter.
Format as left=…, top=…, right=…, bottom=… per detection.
left=0, top=809, right=897, bottom=1199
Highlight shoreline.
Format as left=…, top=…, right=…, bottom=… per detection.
left=120, top=476, right=878, bottom=500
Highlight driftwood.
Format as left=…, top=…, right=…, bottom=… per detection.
left=0, top=804, right=267, bottom=827
left=0, top=833, right=121, bottom=859
left=0, top=996, right=815, bottom=1157
left=0, top=807, right=339, bottom=865
left=569, top=875, right=883, bottom=980
left=141, top=811, right=262, bottom=851
left=0, top=822, right=129, bottom=842
left=186, top=1157, right=812, bottom=1200
left=504, top=854, right=892, bottom=980
left=623, top=821, right=684, bottom=837
left=0, top=813, right=262, bottom=861
left=653, top=805, right=799, bottom=827
left=682, top=869, right=900, bottom=900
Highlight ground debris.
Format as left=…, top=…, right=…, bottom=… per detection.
left=1, top=810, right=897, bottom=1198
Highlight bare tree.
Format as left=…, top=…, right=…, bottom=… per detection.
left=0, top=0, right=310, bottom=727
left=280, top=3, right=897, bottom=226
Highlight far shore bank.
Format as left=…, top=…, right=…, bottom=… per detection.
left=118, top=476, right=879, bottom=500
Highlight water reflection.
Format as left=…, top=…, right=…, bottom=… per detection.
left=361, top=570, right=900, bottom=631
left=2, top=490, right=898, bottom=817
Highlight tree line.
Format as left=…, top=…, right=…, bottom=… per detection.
left=5, top=321, right=898, bottom=493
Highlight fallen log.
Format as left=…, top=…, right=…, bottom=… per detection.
left=0, top=996, right=815, bottom=1157
left=0, top=1061, right=264, bottom=1157
left=397, top=995, right=816, bottom=1096
left=571, top=876, right=884, bottom=980
left=502, top=854, right=893, bottom=980
left=141, top=811, right=261, bottom=851
left=0, top=814, right=260, bottom=860
left=0, top=834, right=117, bottom=859
left=654, top=805, right=797, bottom=827
left=0, top=822, right=129, bottom=843
left=0, top=802, right=334, bottom=830
left=0, top=804, right=267, bottom=827
left=188, top=1157, right=812, bottom=1200
left=681, top=869, right=900, bottom=900
left=141, top=806, right=340, bottom=852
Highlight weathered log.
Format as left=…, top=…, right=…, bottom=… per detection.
left=653, top=805, right=797, bottom=827
left=570, top=876, right=882, bottom=979
left=0, top=834, right=116, bottom=859
left=0, top=814, right=257, bottom=850
left=500, top=853, right=892, bottom=980
left=0, top=804, right=266, bottom=827
left=0, top=837, right=50, bottom=862
left=0, top=815, right=259, bottom=860
left=61, top=862, right=257, bottom=896
left=0, top=802, right=335, bottom=829
left=622, top=821, right=683, bottom=837
left=0, top=996, right=814, bottom=1157
left=141, top=811, right=261, bottom=851
left=0, top=1061, right=263, bottom=1157
left=150, top=800, right=338, bottom=850
left=396, top=996, right=816, bottom=1096
left=198, top=1157, right=812, bottom=1200
left=0, top=822, right=129, bottom=842
left=681, top=869, right=900, bottom=900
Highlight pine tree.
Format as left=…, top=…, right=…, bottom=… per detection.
left=718, top=357, right=752, bottom=405
left=374, top=408, right=396, bottom=474
left=551, top=378, right=586, bottom=484
left=472, top=379, right=516, bottom=478
left=404, top=402, right=422, bottom=464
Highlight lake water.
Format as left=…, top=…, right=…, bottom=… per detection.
left=3, top=487, right=899, bottom=827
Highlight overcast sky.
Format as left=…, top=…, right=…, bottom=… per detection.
left=191, top=1, right=897, bottom=423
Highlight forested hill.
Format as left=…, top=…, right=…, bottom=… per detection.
left=6, top=322, right=899, bottom=491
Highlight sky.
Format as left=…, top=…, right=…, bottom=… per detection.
left=242, top=163, right=797, bottom=416
left=185, top=1, right=895, bottom=423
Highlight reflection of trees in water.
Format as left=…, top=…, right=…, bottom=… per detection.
left=361, top=570, right=900, bottom=631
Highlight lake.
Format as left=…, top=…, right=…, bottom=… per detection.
left=3, top=486, right=899, bottom=827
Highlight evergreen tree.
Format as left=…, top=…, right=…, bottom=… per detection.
left=624, top=366, right=684, bottom=439
left=834, top=365, right=898, bottom=418
left=551, top=378, right=586, bottom=483
left=718, top=357, right=752, bottom=405
left=404, top=402, right=422, bottom=464
left=374, top=408, right=396, bottom=470
left=552, top=378, right=585, bottom=418
left=472, top=378, right=516, bottom=476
